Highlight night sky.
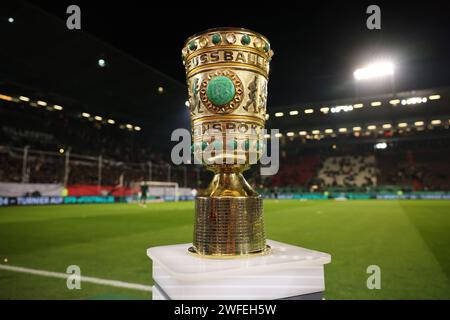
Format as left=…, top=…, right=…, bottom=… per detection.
left=28, top=0, right=450, bottom=107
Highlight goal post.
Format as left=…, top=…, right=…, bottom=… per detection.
left=134, top=181, right=179, bottom=202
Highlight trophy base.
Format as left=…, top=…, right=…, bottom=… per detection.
left=147, top=239, right=331, bottom=300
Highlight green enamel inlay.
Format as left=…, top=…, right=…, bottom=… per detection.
left=244, top=139, right=250, bottom=151
left=241, top=34, right=251, bottom=45
left=206, top=76, right=235, bottom=106
left=201, top=141, right=208, bottom=151
left=264, top=42, right=270, bottom=52
left=188, top=41, right=197, bottom=51
left=227, top=139, right=238, bottom=150
left=212, top=33, right=222, bottom=45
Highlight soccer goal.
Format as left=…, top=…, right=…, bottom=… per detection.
left=134, top=181, right=179, bottom=202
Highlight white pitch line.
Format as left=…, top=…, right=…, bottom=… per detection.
left=0, top=264, right=152, bottom=292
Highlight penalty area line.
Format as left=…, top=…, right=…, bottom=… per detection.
left=0, top=264, right=152, bottom=292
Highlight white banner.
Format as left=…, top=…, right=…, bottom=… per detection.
left=0, top=182, right=64, bottom=197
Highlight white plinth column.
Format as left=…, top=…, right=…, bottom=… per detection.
left=147, top=240, right=331, bottom=300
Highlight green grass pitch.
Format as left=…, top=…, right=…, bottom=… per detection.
left=0, top=200, right=449, bottom=299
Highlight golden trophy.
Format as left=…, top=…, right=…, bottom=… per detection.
left=182, top=28, right=274, bottom=257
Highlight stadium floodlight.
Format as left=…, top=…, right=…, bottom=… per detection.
left=382, top=124, right=392, bottom=129
left=265, top=114, right=270, bottom=120
left=338, top=128, right=347, bottom=133
left=325, top=129, right=333, bottom=134
left=431, top=119, right=441, bottom=125
left=59, top=148, right=64, bottom=154
left=94, top=116, right=103, bottom=121
left=374, top=142, right=388, bottom=150
left=19, top=96, right=30, bottom=102
left=320, top=107, right=330, bottom=114
left=289, top=110, right=299, bottom=116
left=414, top=121, right=424, bottom=126
left=312, top=129, right=320, bottom=134
left=286, top=132, right=295, bottom=137
left=185, top=100, right=190, bottom=107
left=98, top=59, right=106, bottom=67
left=353, top=103, right=364, bottom=109
left=429, top=94, right=440, bottom=100
left=275, top=112, right=284, bottom=117
left=81, top=112, right=90, bottom=118
left=107, top=119, right=115, bottom=124
left=134, top=126, right=141, bottom=131
left=263, top=133, right=271, bottom=139
left=275, top=132, right=283, bottom=137
left=37, top=100, right=47, bottom=106
left=353, top=126, right=361, bottom=131
left=389, top=99, right=400, bottom=105
left=353, top=61, right=394, bottom=80
left=125, top=124, right=133, bottom=129
left=8, top=17, right=14, bottom=23
left=299, top=131, right=307, bottom=136
left=53, top=105, right=63, bottom=111
left=158, top=86, right=164, bottom=94
left=371, top=101, right=382, bottom=107
left=367, top=125, right=377, bottom=130
left=398, top=122, right=408, bottom=128
left=304, top=109, right=314, bottom=114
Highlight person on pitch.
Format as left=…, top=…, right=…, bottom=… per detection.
left=140, top=182, right=149, bottom=206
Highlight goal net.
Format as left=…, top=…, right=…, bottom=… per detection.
left=132, top=181, right=179, bottom=202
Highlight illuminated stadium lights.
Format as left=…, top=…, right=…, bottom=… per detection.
left=414, top=121, right=424, bottom=126
left=265, top=114, right=269, bottom=120
left=331, top=105, right=353, bottom=113
left=367, top=125, right=377, bottom=130
left=158, top=86, right=164, bottom=94
left=59, top=148, right=65, bottom=154
left=311, top=129, right=320, bottom=135
left=134, top=126, right=141, bottom=131
left=0, top=94, right=13, bottom=101
left=324, top=129, right=333, bottom=134
left=289, top=110, right=299, bottom=116
left=98, top=59, right=106, bottom=67
left=19, top=96, right=30, bottom=102
left=389, top=99, right=400, bottom=105
left=94, top=116, right=103, bottom=121
left=402, top=97, right=427, bottom=105
left=81, top=112, right=90, bottom=118
left=53, top=105, right=63, bottom=111
left=382, top=124, right=392, bottom=129
left=299, top=131, right=307, bottom=136
left=353, top=126, right=362, bottom=131
left=304, top=109, right=314, bottom=114
left=353, top=61, right=394, bottom=80
left=37, top=100, right=47, bottom=106
left=338, top=128, right=347, bottom=133
left=374, top=142, right=388, bottom=150
left=320, top=107, right=330, bottom=114
left=8, top=17, right=14, bottom=23
left=431, top=119, right=442, bottom=125
left=185, top=100, right=190, bottom=107
left=125, top=124, right=133, bottom=129
left=429, top=94, right=440, bottom=100
left=107, top=119, right=115, bottom=124
left=275, top=112, right=284, bottom=117
left=286, top=132, right=295, bottom=137
left=371, top=101, right=382, bottom=107
left=263, top=133, right=271, bottom=139
left=275, top=133, right=283, bottom=138
left=353, top=103, right=364, bottom=109
left=398, top=122, right=408, bottom=128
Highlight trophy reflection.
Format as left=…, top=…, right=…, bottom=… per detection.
left=182, top=28, right=274, bottom=257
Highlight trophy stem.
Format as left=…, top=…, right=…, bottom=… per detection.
left=190, top=167, right=268, bottom=257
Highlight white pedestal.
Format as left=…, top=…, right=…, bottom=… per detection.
left=147, top=240, right=331, bottom=300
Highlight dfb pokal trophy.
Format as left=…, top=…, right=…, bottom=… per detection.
left=147, top=28, right=331, bottom=300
